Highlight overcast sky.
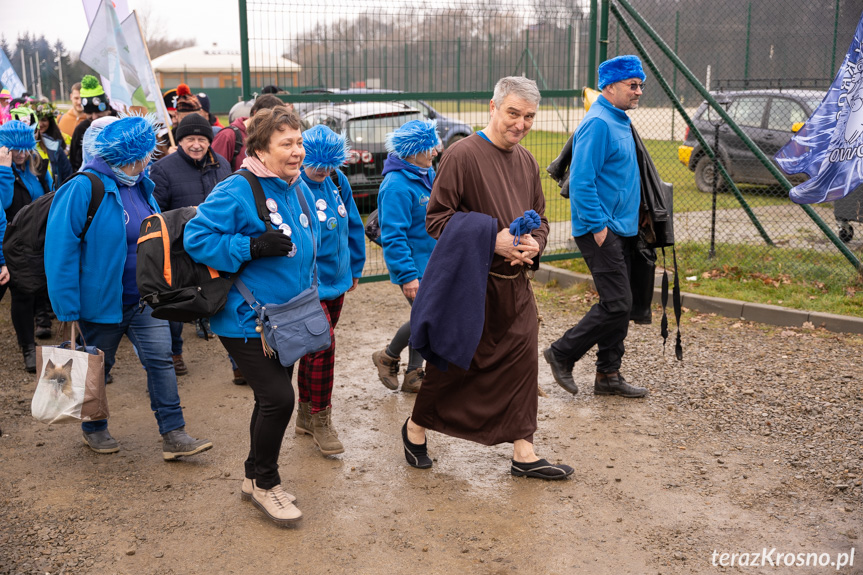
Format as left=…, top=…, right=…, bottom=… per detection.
left=3, top=0, right=243, bottom=54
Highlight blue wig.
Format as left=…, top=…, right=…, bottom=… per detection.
left=302, top=124, right=350, bottom=171
left=94, top=113, right=161, bottom=167
left=0, top=120, right=37, bottom=151
left=597, top=55, right=646, bottom=89
left=385, top=119, right=441, bottom=159
left=82, top=116, right=120, bottom=167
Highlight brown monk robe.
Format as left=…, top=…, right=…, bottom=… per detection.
left=409, top=132, right=548, bottom=445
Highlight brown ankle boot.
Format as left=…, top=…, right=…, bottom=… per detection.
left=401, top=367, right=424, bottom=393
left=310, top=406, right=344, bottom=455
left=295, top=401, right=311, bottom=436
left=372, top=349, right=400, bottom=390
left=594, top=371, right=648, bottom=398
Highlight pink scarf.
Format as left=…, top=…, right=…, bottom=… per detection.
left=240, top=156, right=298, bottom=185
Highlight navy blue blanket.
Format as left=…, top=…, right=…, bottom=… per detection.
left=409, top=211, right=497, bottom=371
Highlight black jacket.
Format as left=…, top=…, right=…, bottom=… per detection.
left=149, top=147, right=231, bottom=211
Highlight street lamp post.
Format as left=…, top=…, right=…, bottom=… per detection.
left=707, top=92, right=731, bottom=259
left=55, top=54, right=65, bottom=103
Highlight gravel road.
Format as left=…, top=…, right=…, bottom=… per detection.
left=0, top=280, right=860, bottom=574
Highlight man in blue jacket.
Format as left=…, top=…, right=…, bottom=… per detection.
left=544, top=55, right=649, bottom=399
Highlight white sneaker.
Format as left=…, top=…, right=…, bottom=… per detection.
left=252, top=484, right=302, bottom=525
left=242, top=477, right=296, bottom=504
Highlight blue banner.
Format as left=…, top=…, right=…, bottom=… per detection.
left=775, top=11, right=863, bottom=204
left=0, top=49, right=26, bottom=98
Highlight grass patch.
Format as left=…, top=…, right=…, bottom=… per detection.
left=548, top=241, right=863, bottom=318
left=517, top=130, right=794, bottom=223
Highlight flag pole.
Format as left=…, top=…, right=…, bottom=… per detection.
left=132, top=10, right=175, bottom=148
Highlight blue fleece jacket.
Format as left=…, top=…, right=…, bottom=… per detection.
left=45, top=157, right=160, bottom=323
left=378, top=155, right=437, bottom=285
left=0, top=209, right=6, bottom=265
left=569, top=94, right=640, bottom=238
left=0, top=162, right=52, bottom=211
left=299, top=169, right=366, bottom=300
left=184, top=172, right=321, bottom=339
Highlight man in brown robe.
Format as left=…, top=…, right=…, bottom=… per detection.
left=401, top=76, right=574, bottom=480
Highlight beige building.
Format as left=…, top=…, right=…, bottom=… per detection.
left=151, top=46, right=302, bottom=90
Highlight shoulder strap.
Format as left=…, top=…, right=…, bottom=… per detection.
left=234, top=169, right=272, bottom=227
left=79, top=172, right=105, bottom=239
left=329, top=171, right=342, bottom=194
left=229, top=126, right=243, bottom=163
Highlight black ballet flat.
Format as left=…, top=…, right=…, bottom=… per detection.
left=401, top=419, right=432, bottom=469
left=511, top=458, right=574, bottom=480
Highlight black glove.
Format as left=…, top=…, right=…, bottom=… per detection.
left=249, top=230, right=293, bottom=259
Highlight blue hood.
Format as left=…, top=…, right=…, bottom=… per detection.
left=381, top=154, right=433, bottom=190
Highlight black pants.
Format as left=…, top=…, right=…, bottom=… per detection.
left=220, top=336, right=295, bottom=491
left=551, top=231, right=634, bottom=374
left=0, top=285, right=52, bottom=348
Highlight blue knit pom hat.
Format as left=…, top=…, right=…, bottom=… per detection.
left=597, top=55, right=646, bottom=90
left=0, top=120, right=38, bottom=151
left=385, top=119, right=441, bottom=159
left=94, top=113, right=161, bottom=167
left=302, top=124, right=350, bottom=170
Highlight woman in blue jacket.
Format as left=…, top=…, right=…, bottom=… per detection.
left=0, top=119, right=53, bottom=372
left=295, top=125, right=366, bottom=457
left=371, top=119, right=440, bottom=394
left=185, top=106, right=315, bottom=526
left=45, top=115, right=212, bottom=461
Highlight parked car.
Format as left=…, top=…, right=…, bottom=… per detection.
left=301, top=101, right=424, bottom=210
left=231, top=88, right=473, bottom=148
left=678, top=89, right=825, bottom=193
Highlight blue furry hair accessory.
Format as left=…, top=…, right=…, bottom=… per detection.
left=302, top=124, right=351, bottom=170
left=385, top=119, right=441, bottom=159
left=597, top=55, right=646, bottom=89
left=94, top=113, right=161, bottom=166
left=0, top=120, right=37, bottom=151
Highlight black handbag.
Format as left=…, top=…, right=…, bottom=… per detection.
left=235, top=186, right=331, bottom=367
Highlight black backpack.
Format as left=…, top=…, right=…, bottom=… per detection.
left=3, top=172, right=104, bottom=294
left=135, top=170, right=269, bottom=322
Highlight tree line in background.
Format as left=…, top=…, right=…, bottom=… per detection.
left=269, top=0, right=859, bottom=104
left=2, top=5, right=195, bottom=102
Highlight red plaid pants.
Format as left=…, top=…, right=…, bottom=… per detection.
left=297, top=295, right=344, bottom=413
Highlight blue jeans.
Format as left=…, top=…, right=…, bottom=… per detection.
left=79, top=304, right=185, bottom=435
left=169, top=321, right=184, bottom=356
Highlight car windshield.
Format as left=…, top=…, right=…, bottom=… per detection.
left=348, top=112, right=423, bottom=145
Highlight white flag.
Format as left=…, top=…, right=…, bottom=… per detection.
left=120, top=11, right=172, bottom=126
left=79, top=0, right=138, bottom=107
left=82, top=0, right=129, bottom=26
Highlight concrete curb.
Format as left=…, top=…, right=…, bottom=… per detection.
left=537, top=264, right=863, bottom=335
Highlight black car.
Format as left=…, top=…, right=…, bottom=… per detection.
left=678, top=89, right=825, bottom=193
left=296, top=88, right=473, bottom=148
left=301, top=101, right=424, bottom=210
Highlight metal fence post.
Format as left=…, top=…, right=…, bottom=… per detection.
left=238, top=0, right=251, bottom=100
left=599, top=0, right=609, bottom=65
left=588, top=0, right=598, bottom=89
left=743, top=2, right=752, bottom=81
left=457, top=37, right=461, bottom=113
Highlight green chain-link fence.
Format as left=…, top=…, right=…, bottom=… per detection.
left=240, top=0, right=863, bottom=285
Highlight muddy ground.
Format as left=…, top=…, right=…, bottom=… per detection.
left=1, top=278, right=861, bottom=575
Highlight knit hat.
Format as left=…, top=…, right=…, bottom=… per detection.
left=176, top=113, right=213, bottom=143
left=174, top=84, right=201, bottom=113
left=196, top=92, right=211, bottom=113
left=302, top=125, right=350, bottom=171
left=385, top=119, right=441, bottom=159
left=0, top=120, right=38, bottom=151
left=94, top=113, right=160, bottom=167
left=80, top=75, right=110, bottom=113
left=597, top=55, right=646, bottom=90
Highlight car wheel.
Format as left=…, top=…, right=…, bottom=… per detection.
left=694, top=154, right=727, bottom=194
left=446, top=134, right=466, bottom=148
left=838, top=223, right=854, bottom=243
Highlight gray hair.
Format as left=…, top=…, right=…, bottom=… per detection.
left=492, top=76, right=541, bottom=108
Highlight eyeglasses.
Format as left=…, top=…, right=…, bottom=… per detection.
left=619, top=81, right=646, bottom=92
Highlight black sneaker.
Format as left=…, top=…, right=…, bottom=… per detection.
left=401, top=419, right=432, bottom=469
left=511, top=458, right=574, bottom=480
